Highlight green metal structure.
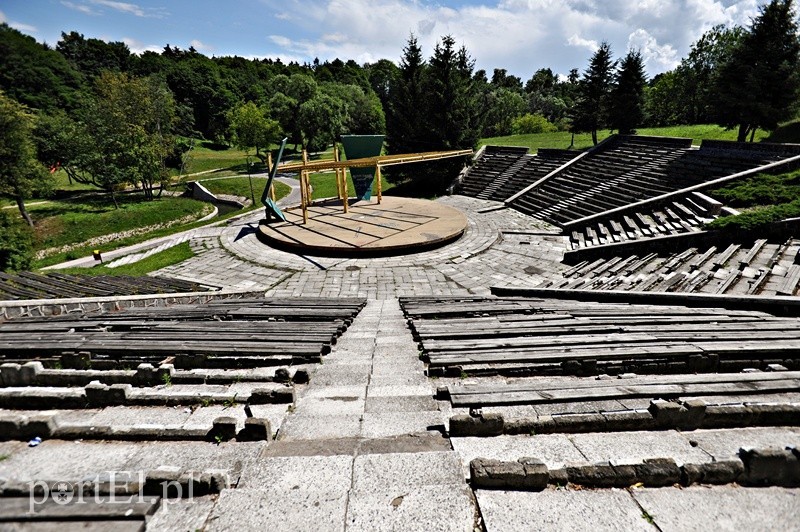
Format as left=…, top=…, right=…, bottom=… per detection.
left=261, top=138, right=288, bottom=221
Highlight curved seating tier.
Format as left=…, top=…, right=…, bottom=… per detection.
left=491, top=136, right=800, bottom=228
left=0, top=272, right=215, bottom=300
left=457, top=146, right=575, bottom=202
left=540, top=238, right=800, bottom=297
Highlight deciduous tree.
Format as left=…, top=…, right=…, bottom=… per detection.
left=0, top=91, right=51, bottom=226
left=711, top=0, right=800, bottom=141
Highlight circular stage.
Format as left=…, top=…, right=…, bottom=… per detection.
left=257, top=196, right=468, bottom=257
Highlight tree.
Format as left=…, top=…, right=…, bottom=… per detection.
left=424, top=36, right=483, bottom=151
left=298, top=94, right=347, bottom=152
left=228, top=102, right=280, bottom=161
left=608, top=50, right=647, bottom=134
left=483, top=88, right=527, bottom=137
left=0, top=210, right=33, bottom=272
left=0, top=24, right=85, bottom=112
left=645, top=72, right=682, bottom=126
left=386, top=35, right=428, bottom=155
left=321, top=83, right=386, bottom=135
left=711, top=0, right=800, bottom=141
left=0, top=91, right=51, bottom=226
left=674, top=25, right=744, bottom=124
left=365, top=59, right=399, bottom=113
left=512, top=113, right=558, bottom=134
left=572, top=42, right=615, bottom=145
left=36, top=73, right=177, bottom=206
left=56, top=31, right=132, bottom=78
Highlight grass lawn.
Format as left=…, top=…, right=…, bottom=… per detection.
left=177, top=140, right=336, bottom=179
left=54, top=241, right=195, bottom=277
left=309, top=171, right=395, bottom=200
left=480, top=124, right=771, bottom=153
left=29, top=193, right=210, bottom=267
left=199, top=176, right=292, bottom=201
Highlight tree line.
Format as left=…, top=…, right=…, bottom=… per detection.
left=1, top=0, right=799, bottom=223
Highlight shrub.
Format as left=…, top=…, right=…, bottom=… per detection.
left=710, top=170, right=800, bottom=207
left=0, top=210, right=33, bottom=272
left=511, top=113, right=558, bottom=135
left=706, top=198, right=800, bottom=231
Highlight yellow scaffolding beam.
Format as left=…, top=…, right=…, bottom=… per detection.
left=279, top=148, right=473, bottom=223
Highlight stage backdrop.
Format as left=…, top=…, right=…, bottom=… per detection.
left=340, top=135, right=384, bottom=201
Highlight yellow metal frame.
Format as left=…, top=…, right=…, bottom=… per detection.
left=280, top=148, right=473, bottom=224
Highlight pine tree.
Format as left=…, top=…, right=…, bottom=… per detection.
left=386, top=35, right=427, bottom=155
left=712, top=0, right=800, bottom=141
left=572, top=42, right=615, bottom=145
left=609, top=50, right=647, bottom=135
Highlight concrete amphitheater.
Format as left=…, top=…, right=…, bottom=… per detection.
left=1, top=134, right=799, bottom=531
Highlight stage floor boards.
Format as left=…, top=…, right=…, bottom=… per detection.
left=257, top=196, right=468, bottom=257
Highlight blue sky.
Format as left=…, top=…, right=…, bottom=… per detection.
left=2, top=0, right=766, bottom=79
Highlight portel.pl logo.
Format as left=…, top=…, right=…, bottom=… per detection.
left=28, top=471, right=194, bottom=513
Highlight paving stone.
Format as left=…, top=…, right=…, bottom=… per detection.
left=568, top=430, right=712, bottom=465
left=89, top=406, right=192, bottom=429
left=248, top=404, right=290, bottom=434
left=207, top=488, right=348, bottom=532
left=345, top=485, right=474, bottom=532
left=684, top=427, right=800, bottom=460
left=278, top=414, right=362, bottom=440
left=238, top=455, right=353, bottom=491
left=632, top=486, right=800, bottom=531
left=364, top=396, right=440, bottom=413
left=366, top=385, right=433, bottom=398
left=360, top=412, right=444, bottom=438
left=294, top=397, right=365, bottom=416
left=182, top=406, right=246, bottom=431
left=0, top=440, right=142, bottom=482
left=476, top=489, right=653, bottom=532
left=451, top=435, right=586, bottom=479
left=146, top=495, right=217, bottom=532
left=533, top=400, right=628, bottom=416
left=303, top=386, right=367, bottom=400
left=123, top=441, right=264, bottom=474
left=352, top=451, right=465, bottom=491
left=311, top=366, right=373, bottom=387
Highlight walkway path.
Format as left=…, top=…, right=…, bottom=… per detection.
left=155, top=195, right=569, bottom=295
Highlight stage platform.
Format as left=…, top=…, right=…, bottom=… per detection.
left=257, top=196, right=468, bottom=257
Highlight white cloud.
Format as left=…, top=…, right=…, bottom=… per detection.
left=61, top=1, right=100, bottom=15
left=252, top=0, right=767, bottom=78
left=122, top=37, right=161, bottom=54
left=1, top=9, right=38, bottom=33
left=88, top=0, right=168, bottom=18
left=568, top=34, right=599, bottom=52
left=189, top=39, right=214, bottom=51
left=627, top=28, right=680, bottom=74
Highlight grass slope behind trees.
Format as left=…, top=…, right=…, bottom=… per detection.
left=479, top=124, right=772, bottom=152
